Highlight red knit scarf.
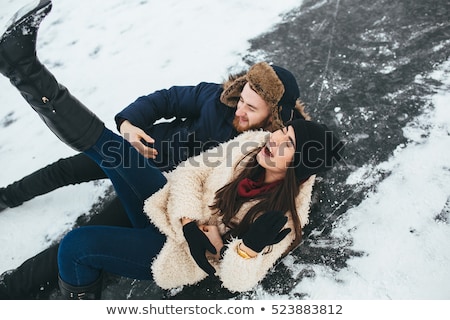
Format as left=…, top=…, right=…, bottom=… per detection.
left=237, top=176, right=281, bottom=198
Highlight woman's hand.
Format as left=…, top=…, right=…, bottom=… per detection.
left=242, top=210, right=291, bottom=253
left=182, top=221, right=217, bottom=275
left=119, top=120, right=158, bottom=159
left=198, top=225, right=224, bottom=260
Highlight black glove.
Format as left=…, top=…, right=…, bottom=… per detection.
left=183, top=221, right=217, bottom=275
left=242, top=210, right=291, bottom=253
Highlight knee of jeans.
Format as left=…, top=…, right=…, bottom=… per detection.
left=59, top=229, right=79, bottom=258
left=58, top=227, right=102, bottom=286
left=58, top=227, right=94, bottom=262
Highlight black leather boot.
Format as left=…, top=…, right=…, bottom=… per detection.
left=58, top=275, right=103, bottom=300
left=0, top=244, right=59, bottom=299
left=0, top=0, right=104, bottom=151
left=0, top=188, right=8, bottom=212
left=0, top=153, right=108, bottom=210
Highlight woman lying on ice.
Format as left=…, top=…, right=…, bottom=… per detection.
left=0, top=0, right=344, bottom=299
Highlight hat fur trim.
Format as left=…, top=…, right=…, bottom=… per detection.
left=220, top=62, right=285, bottom=108
left=220, top=73, right=247, bottom=107
left=246, top=62, right=285, bottom=107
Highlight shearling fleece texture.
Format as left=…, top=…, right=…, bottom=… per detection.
left=144, top=130, right=315, bottom=292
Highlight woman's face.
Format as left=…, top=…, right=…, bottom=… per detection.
left=257, top=125, right=296, bottom=183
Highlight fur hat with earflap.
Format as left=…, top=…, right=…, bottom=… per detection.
left=220, top=62, right=310, bottom=129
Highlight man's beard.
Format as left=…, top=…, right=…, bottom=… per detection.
left=232, top=116, right=272, bottom=133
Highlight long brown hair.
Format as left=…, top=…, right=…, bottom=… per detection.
left=210, top=147, right=303, bottom=252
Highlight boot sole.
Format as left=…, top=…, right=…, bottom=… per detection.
left=1, top=0, right=52, bottom=42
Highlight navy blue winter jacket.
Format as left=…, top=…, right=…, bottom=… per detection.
left=115, top=82, right=239, bottom=172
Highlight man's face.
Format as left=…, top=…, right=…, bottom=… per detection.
left=233, top=82, right=272, bottom=132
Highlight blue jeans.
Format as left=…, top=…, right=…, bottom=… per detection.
left=58, top=128, right=167, bottom=286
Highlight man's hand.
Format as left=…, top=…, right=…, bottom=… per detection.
left=119, top=120, right=158, bottom=159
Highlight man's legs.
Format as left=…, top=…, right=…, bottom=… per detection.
left=0, top=153, right=107, bottom=210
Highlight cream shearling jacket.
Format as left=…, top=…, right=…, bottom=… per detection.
left=143, top=130, right=314, bottom=292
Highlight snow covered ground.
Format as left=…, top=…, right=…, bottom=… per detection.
left=0, top=0, right=449, bottom=302
left=285, top=61, right=450, bottom=299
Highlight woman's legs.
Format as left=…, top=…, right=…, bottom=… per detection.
left=0, top=196, right=132, bottom=300
left=50, top=128, right=167, bottom=298
left=55, top=131, right=167, bottom=297
left=58, top=225, right=166, bottom=286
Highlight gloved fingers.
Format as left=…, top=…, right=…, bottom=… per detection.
left=199, top=230, right=217, bottom=254
left=271, top=215, right=288, bottom=232
left=254, top=210, right=286, bottom=228
left=191, top=250, right=216, bottom=275
left=183, top=222, right=217, bottom=274
left=273, top=228, right=291, bottom=244
left=183, top=222, right=217, bottom=254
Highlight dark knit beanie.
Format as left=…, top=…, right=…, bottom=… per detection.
left=289, top=119, right=344, bottom=182
left=271, top=65, right=301, bottom=122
